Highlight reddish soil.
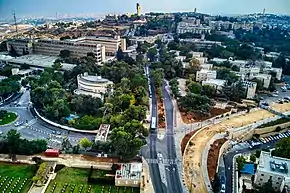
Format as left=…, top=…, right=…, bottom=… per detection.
left=181, top=130, right=199, bottom=156
left=207, top=138, right=227, bottom=184
left=157, top=96, right=166, bottom=129
left=178, top=104, right=231, bottom=124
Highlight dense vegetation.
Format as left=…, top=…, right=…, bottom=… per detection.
left=29, top=54, right=149, bottom=160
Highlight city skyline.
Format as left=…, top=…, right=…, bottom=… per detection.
left=0, top=0, right=290, bottom=19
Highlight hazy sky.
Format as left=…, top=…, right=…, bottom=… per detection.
left=0, top=0, right=290, bottom=18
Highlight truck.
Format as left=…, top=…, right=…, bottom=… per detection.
left=44, top=149, right=60, bottom=157
left=151, top=117, right=156, bottom=130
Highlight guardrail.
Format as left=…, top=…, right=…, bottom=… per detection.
left=32, top=108, right=99, bottom=134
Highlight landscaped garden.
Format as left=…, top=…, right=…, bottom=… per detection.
left=45, top=166, right=140, bottom=193
left=0, top=162, right=37, bottom=193
left=0, top=110, right=17, bottom=125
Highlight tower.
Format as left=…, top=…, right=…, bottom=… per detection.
left=263, top=8, right=266, bottom=15
left=194, top=8, right=197, bottom=13
left=136, top=3, right=141, bottom=16
left=13, top=12, right=18, bottom=32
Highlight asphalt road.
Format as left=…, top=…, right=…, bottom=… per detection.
left=224, top=142, right=276, bottom=193
left=0, top=90, right=95, bottom=148
left=162, top=81, right=183, bottom=193
left=145, top=65, right=166, bottom=193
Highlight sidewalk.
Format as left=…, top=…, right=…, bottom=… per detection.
left=141, top=157, right=155, bottom=193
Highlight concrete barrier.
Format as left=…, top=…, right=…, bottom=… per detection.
left=255, top=121, right=290, bottom=135
left=33, top=108, right=99, bottom=134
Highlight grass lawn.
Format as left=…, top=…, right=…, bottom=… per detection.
left=0, top=112, right=17, bottom=125
left=45, top=167, right=140, bottom=193
left=0, top=162, right=37, bottom=193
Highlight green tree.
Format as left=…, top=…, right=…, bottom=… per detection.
left=250, top=154, right=256, bottom=163
left=79, top=138, right=93, bottom=151
left=187, top=81, right=202, bottom=95
left=236, top=156, right=246, bottom=171
left=59, top=49, right=71, bottom=58
left=116, top=46, right=124, bottom=61
left=217, top=68, right=238, bottom=85
left=147, top=47, right=157, bottom=61
left=52, top=60, right=63, bottom=71
left=273, top=138, right=290, bottom=159
left=256, top=178, right=278, bottom=193
left=6, top=129, right=21, bottom=160
left=202, top=85, right=216, bottom=98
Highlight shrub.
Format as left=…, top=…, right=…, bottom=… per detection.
left=276, top=126, right=282, bottom=132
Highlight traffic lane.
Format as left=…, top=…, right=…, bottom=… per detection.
left=224, top=142, right=276, bottom=193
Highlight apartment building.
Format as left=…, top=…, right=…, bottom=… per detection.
left=196, top=69, right=217, bottom=82
left=242, top=81, right=257, bottom=99
left=74, top=73, right=113, bottom=99
left=6, top=39, right=33, bottom=55
left=115, top=163, right=142, bottom=187
left=253, top=73, right=272, bottom=89
left=200, top=63, right=213, bottom=70
left=263, top=67, right=283, bottom=81
left=254, top=151, right=290, bottom=192
left=240, top=66, right=261, bottom=78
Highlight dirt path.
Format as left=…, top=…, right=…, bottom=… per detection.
left=183, top=104, right=290, bottom=193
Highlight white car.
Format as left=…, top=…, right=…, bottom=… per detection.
left=221, top=184, right=226, bottom=193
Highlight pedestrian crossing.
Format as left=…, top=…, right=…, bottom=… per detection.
left=146, top=158, right=177, bottom=165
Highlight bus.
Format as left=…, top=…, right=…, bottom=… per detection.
left=151, top=117, right=156, bottom=130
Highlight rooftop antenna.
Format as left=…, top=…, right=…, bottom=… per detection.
left=263, top=8, right=266, bottom=15
left=13, top=11, right=18, bottom=32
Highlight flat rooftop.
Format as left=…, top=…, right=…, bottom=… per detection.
left=79, top=74, right=111, bottom=83
left=0, top=54, right=76, bottom=71
left=258, top=151, right=290, bottom=178
left=115, top=163, right=142, bottom=180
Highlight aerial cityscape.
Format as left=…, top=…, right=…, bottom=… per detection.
left=0, top=1, right=290, bottom=193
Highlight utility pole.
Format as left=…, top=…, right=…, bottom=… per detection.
left=13, top=12, right=18, bottom=32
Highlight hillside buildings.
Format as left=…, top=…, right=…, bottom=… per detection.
left=177, top=18, right=211, bottom=34
left=74, top=73, right=113, bottom=99
left=196, top=69, right=217, bottom=82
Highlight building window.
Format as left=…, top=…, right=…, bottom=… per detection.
left=125, top=181, right=128, bottom=185
left=261, top=174, right=264, bottom=176
left=278, top=177, right=281, bottom=180
left=276, top=182, right=279, bottom=185
left=260, top=179, right=262, bottom=181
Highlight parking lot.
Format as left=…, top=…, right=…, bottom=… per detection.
left=247, top=130, right=290, bottom=149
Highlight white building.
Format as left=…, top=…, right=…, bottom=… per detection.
left=240, top=66, right=261, bottom=78
left=196, top=69, right=217, bottom=82
left=253, top=74, right=272, bottom=89
left=202, top=79, right=226, bottom=91
left=177, top=19, right=211, bottom=34
left=263, top=67, right=283, bottom=81
left=242, top=81, right=257, bottom=99
left=254, top=151, right=290, bottom=192
left=115, top=163, right=142, bottom=187
left=180, top=39, right=222, bottom=49
left=74, top=73, right=113, bottom=99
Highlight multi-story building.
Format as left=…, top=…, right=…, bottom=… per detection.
left=177, top=19, right=211, bottom=34
left=263, top=67, right=283, bottom=81
left=253, top=73, right=272, bottom=89
left=33, top=39, right=105, bottom=63
left=73, top=35, right=126, bottom=55
left=7, top=38, right=105, bottom=65
left=196, top=69, right=217, bottom=82
left=200, top=63, right=213, bottom=70
left=180, top=39, right=222, bottom=49
left=115, top=163, right=142, bottom=187
left=242, top=81, right=257, bottom=99
left=240, top=66, right=261, bottom=78
left=254, top=151, right=290, bottom=192
left=74, top=73, right=113, bottom=99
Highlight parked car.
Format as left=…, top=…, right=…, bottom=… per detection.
left=14, top=121, right=23, bottom=127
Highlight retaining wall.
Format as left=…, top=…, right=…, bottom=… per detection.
left=33, top=108, right=99, bottom=134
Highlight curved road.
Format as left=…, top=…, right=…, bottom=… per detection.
left=224, top=142, right=276, bottom=193
left=0, top=90, right=95, bottom=148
